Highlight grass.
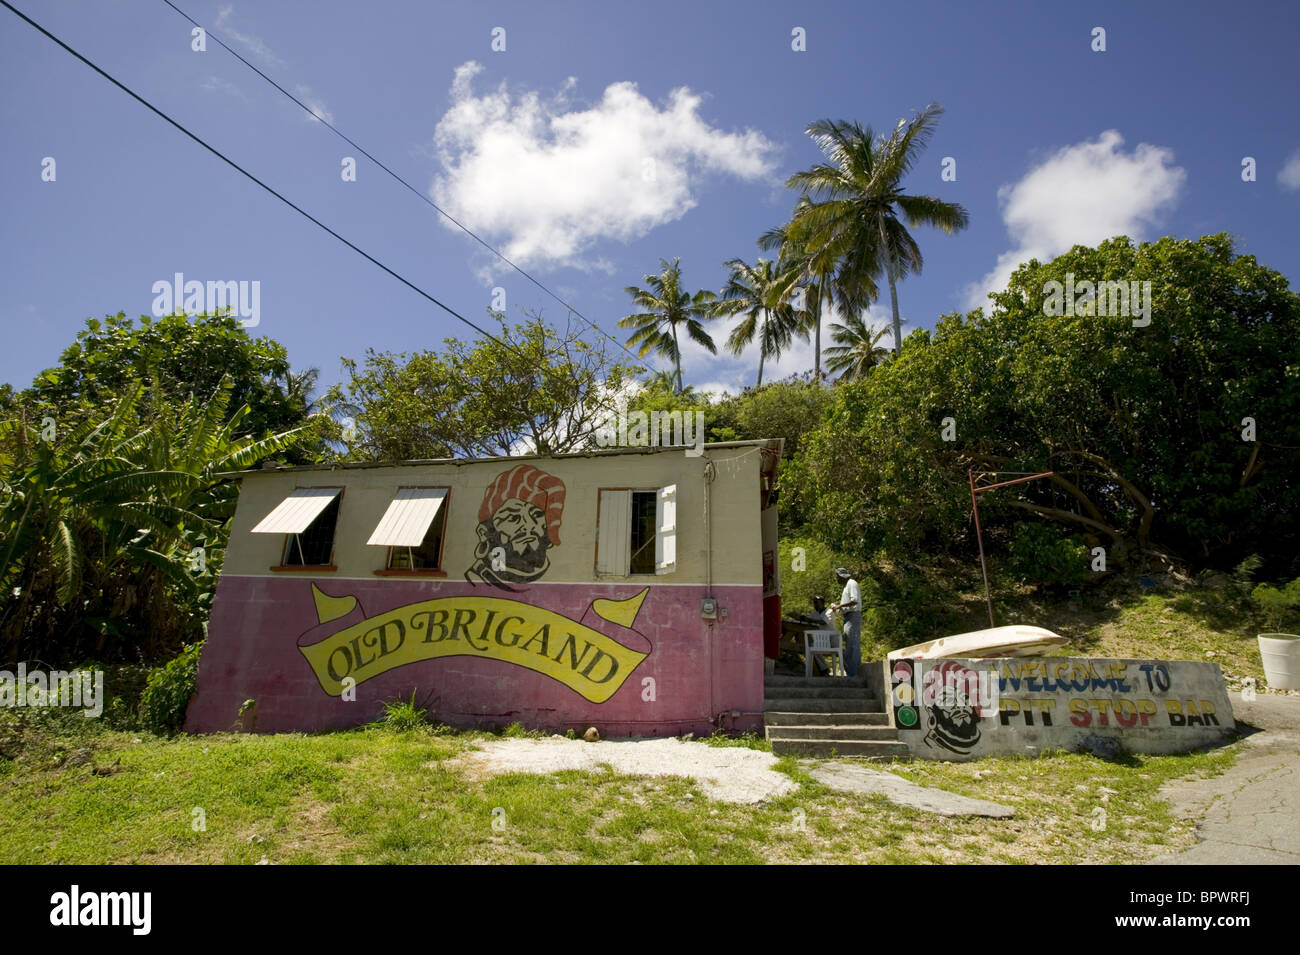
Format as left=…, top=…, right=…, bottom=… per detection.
left=1029, top=587, right=1269, bottom=689
left=885, top=563, right=1274, bottom=689
left=0, top=708, right=1239, bottom=864
left=0, top=585, right=1263, bottom=864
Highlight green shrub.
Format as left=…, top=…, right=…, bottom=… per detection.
left=139, top=642, right=203, bottom=734
left=379, top=692, right=429, bottom=731
left=1230, top=555, right=1263, bottom=602
left=860, top=560, right=966, bottom=650
left=1251, top=578, right=1300, bottom=632
left=1005, top=523, right=1090, bottom=587
left=778, top=535, right=858, bottom=618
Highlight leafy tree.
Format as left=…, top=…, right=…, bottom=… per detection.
left=0, top=377, right=309, bottom=663
left=619, top=258, right=717, bottom=393
left=778, top=535, right=857, bottom=618
left=26, top=312, right=321, bottom=449
left=329, top=310, right=639, bottom=461
left=707, top=379, right=833, bottom=464
left=786, top=234, right=1300, bottom=573
left=785, top=106, right=969, bottom=356
left=619, top=374, right=713, bottom=446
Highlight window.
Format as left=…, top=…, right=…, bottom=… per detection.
left=366, top=487, right=450, bottom=573
left=250, top=486, right=343, bottom=568
left=286, top=494, right=340, bottom=565
left=596, top=485, right=676, bottom=576
left=629, top=491, right=657, bottom=574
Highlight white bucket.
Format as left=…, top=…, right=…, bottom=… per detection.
left=1258, top=633, right=1300, bottom=691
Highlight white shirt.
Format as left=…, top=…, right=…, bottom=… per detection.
left=839, top=579, right=861, bottom=613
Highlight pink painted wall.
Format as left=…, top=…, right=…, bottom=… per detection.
left=185, top=575, right=765, bottom=736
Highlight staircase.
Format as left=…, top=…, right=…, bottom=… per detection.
left=764, top=673, right=909, bottom=759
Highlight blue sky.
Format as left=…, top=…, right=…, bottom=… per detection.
left=2, top=0, right=1298, bottom=397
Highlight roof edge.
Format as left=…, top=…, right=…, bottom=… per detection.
left=216, top=438, right=783, bottom=479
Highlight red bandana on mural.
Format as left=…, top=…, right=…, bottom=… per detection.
left=466, top=464, right=567, bottom=590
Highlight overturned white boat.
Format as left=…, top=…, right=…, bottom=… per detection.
left=887, top=625, right=1066, bottom=661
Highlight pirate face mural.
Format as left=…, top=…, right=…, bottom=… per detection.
left=467, top=464, right=566, bottom=590
left=924, top=660, right=984, bottom=755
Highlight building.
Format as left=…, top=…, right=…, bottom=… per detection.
left=184, top=439, right=783, bottom=736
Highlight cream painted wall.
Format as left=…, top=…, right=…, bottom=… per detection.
left=223, top=444, right=772, bottom=586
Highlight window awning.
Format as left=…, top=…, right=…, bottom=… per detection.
left=367, top=488, right=447, bottom=547
left=250, top=487, right=341, bottom=534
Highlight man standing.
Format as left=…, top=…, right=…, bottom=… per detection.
left=828, top=568, right=862, bottom=678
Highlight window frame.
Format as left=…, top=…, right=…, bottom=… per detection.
left=373, top=485, right=453, bottom=578
left=594, top=485, right=677, bottom=578
left=268, top=485, right=344, bottom=572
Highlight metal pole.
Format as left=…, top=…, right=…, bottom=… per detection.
left=967, top=469, right=1053, bottom=630
left=969, top=469, right=995, bottom=628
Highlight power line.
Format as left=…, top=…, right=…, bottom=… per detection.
left=159, top=0, right=654, bottom=372
left=2, top=0, right=512, bottom=348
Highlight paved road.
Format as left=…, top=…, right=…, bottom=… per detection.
left=1149, top=694, right=1300, bottom=865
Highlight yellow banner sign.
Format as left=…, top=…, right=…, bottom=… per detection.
left=297, top=585, right=652, bottom=703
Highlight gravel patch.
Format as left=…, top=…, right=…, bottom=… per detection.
left=452, top=737, right=797, bottom=804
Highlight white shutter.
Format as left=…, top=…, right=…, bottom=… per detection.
left=367, top=488, right=447, bottom=546
left=655, top=484, right=677, bottom=575
left=596, top=490, right=631, bottom=576
left=250, top=487, right=341, bottom=534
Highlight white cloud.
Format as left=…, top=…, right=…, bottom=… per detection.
left=963, top=130, right=1185, bottom=309
left=215, top=5, right=286, bottom=69
left=294, top=84, right=334, bottom=124
left=210, top=8, right=334, bottom=123
left=200, top=75, right=246, bottom=100
left=1279, top=150, right=1300, bottom=191
left=430, top=62, right=780, bottom=273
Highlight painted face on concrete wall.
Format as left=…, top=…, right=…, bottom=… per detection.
left=925, top=661, right=983, bottom=755
left=468, top=464, right=566, bottom=590
left=481, top=499, right=550, bottom=572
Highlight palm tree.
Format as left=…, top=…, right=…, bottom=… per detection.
left=759, top=196, right=870, bottom=382
left=619, top=258, right=717, bottom=394
left=714, top=257, right=802, bottom=388
left=823, top=313, right=894, bottom=381
left=785, top=104, right=969, bottom=356
left=282, top=367, right=322, bottom=415
left=645, top=369, right=684, bottom=395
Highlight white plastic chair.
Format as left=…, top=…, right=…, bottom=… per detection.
left=804, top=629, right=844, bottom=677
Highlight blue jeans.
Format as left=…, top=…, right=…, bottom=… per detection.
left=841, top=612, right=861, bottom=677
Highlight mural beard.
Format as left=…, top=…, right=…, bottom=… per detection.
left=468, top=515, right=552, bottom=590
left=926, top=699, right=981, bottom=754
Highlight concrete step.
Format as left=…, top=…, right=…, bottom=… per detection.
left=763, top=686, right=874, bottom=700
left=764, top=674, right=869, bottom=688
left=765, top=711, right=891, bottom=727
left=769, top=737, right=911, bottom=759
left=764, top=725, right=901, bottom=741
left=764, top=697, right=881, bottom=713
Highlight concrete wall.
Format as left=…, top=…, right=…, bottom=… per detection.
left=222, top=444, right=768, bottom=585
left=888, top=657, right=1236, bottom=760
left=187, top=444, right=775, bottom=735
